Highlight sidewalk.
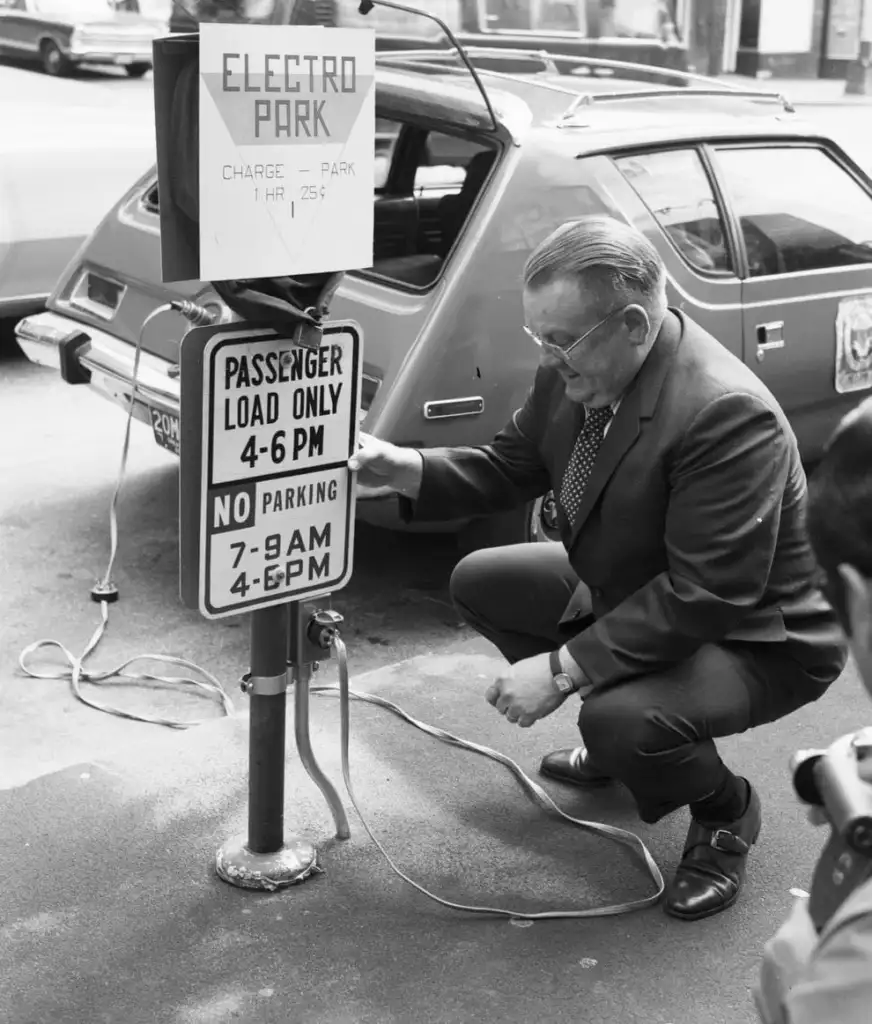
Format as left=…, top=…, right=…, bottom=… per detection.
left=2, top=640, right=868, bottom=1024
left=718, top=73, right=872, bottom=106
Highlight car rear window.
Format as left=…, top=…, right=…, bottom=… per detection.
left=714, top=145, right=872, bottom=277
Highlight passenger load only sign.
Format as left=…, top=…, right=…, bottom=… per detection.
left=179, top=321, right=362, bottom=619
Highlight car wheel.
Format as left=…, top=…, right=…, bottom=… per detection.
left=41, top=40, right=70, bottom=76
left=125, top=63, right=150, bottom=78
left=456, top=491, right=560, bottom=555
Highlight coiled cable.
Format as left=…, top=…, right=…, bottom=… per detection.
left=313, top=634, right=666, bottom=920
left=19, top=303, right=234, bottom=728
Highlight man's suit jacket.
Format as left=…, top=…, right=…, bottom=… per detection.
left=402, top=309, right=847, bottom=690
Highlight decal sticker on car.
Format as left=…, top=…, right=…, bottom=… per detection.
left=835, top=294, right=872, bottom=394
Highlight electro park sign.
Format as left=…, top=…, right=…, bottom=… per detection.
left=179, top=322, right=362, bottom=619
left=198, top=23, right=376, bottom=280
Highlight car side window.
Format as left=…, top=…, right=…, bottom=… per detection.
left=614, top=149, right=733, bottom=275
left=415, top=131, right=485, bottom=194
left=714, top=146, right=872, bottom=277
left=0, top=0, right=26, bottom=9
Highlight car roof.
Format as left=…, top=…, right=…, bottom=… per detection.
left=374, top=55, right=816, bottom=151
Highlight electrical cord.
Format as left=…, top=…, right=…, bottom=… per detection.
left=19, top=302, right=234, bottom=729
left=314, top=635, right=666, bottom=920
left=18, top=298, right=664, bottom=915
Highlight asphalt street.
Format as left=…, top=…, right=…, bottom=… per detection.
left=2, top=58, right=872, bottom=1024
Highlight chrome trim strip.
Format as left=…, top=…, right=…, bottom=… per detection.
left=78, top=351, right=178, bottom=406
left=423, top=396, right=485, bottom=420
left=666, top=273, right=872, bottom=313
left=739, top=263, right=872, bottom=284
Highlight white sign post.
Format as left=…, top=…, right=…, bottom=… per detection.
left=198, top=24, right=375, bottom=280
left=171, top=20, right=374, bottom=893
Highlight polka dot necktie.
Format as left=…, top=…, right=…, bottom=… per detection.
left=559, top=405, right=614, bottom=525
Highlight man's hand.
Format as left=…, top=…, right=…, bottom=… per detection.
left=485, top=653, right=570, bottom=728
left=348, top=433, right=423, bottom=500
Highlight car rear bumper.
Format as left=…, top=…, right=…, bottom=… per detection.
left=68, top=46, right=152, bottom=66
left=15, top=310, right=448, bottom=534
left=15, top=310, right=179, bottom=432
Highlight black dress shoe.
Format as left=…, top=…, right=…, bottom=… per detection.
left=664, top=783, right=762, bottom=921
left=539, top=746, right=613, bottom=788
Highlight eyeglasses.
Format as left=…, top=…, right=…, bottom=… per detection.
left=523, top=305, right=626, bottom=361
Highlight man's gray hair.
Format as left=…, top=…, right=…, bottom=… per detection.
left=523, top=216, right=666, bottom=309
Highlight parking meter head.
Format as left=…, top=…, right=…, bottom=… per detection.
left=212, top=272, right=345, bottom=346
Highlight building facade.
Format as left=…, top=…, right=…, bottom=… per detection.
left=683, top=0, right=869, bottom=80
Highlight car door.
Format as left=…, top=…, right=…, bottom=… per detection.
left=710, top=141, right=872, bottom=460
left=0, top=0, right=35, bottom=52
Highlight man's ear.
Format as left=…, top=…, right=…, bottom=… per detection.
left=622, top=304, right=651, bottom=345
left=837, top=564, right=872, bottom=650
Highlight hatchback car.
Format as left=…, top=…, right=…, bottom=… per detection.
left=17, top=48, right=872, bottom=548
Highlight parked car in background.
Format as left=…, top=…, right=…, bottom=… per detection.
left=16, top=49, right=872, bottom=549
left=170, top=0, right=688, bottom=71
left=0, top=0, right=167, bottom=76
left=0, top=71, right=156, bottom=319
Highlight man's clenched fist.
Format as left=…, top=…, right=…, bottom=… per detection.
left=485, top=653, right=570, bottom=728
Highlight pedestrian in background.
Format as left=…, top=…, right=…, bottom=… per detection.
left=755, top=395, right=872, bottom=1023
left=350, top=215, right=848, bottom=920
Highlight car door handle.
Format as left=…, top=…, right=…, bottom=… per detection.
left=756, top=321, right=785, bottom=361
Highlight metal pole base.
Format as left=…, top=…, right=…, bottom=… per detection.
left=216, top=832, right=321, bottom=891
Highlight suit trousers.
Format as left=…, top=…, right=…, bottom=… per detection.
left=450, top=543, right=842, bottom=824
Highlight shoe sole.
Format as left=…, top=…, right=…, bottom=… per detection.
left=539, top=764, right=614, bottom=789
left=663, top=888, right=741, bottom=921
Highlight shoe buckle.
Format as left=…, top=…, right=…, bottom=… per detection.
left=710, top=829, right=749, bottom=855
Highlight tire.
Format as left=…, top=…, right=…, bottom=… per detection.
left=456, top=491, right=561, bottom=555
left=125, top=63, right=150, bottom=78
left=41, top=40, right=70, bottom=76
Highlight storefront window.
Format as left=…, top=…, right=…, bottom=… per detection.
left=482, top=0, right=678, bottom=40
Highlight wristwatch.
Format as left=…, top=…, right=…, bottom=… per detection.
left=549, top=650, right=578, bottom=695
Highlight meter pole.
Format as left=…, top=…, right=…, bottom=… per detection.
left=248, top=604, right=291, bottom=853
left=215, top=603, right=319, bottom=890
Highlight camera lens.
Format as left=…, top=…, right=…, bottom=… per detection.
left=791, top=749, right=826, bottom=805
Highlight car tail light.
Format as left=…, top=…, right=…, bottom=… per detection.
left=69, top=271, right=127, bottom=321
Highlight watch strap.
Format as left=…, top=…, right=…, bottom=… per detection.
left=549, top=649, right=563, bottom=678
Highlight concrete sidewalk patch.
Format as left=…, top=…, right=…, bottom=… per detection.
left=2, top=646, right=858, bottom=1024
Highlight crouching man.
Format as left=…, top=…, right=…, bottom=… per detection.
left=351, top=216, right=848, bottom=920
